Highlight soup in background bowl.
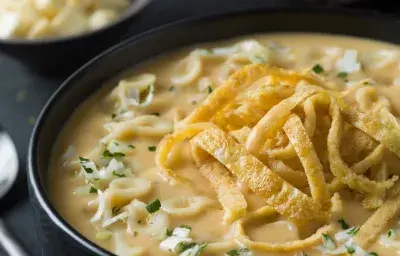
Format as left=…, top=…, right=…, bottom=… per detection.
left=47, top=33, right=400, bottom=256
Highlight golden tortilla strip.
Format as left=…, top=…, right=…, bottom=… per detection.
left=327, top=97, right=398, bottom=195
left=339, top=101, right=400, bottom=158
left=351, top=144, right=386, bottom=175
left=245, top=84, right=322, bottom=154
left=192, top=154, right=247, bottom=224
left=229, top=127, right=308, bottom=187
left=155, top=122, right=214, bottom=186
left=184, top=64, right=319, bottom=124
left=354, top=181, right=400, bottom=248
left=283, top=114, right=330, bottom=207
left=234, top=220, right=332, bottom=252
left=192, top=127, right=328, bottom=224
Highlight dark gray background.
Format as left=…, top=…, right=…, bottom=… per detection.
left=0, top=0, right=397, bottom=255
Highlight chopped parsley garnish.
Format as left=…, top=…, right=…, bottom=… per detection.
left=253, top=55, right=266, bottom=63
left=168, top=86, right=175, bottom=92
left=148, top=146, right=157, bottom=152
left=79, top=156, right=94, bottom=173
left=388, top=229, right=395, bottom=238
left=226, top=248, right=250, bottom=256
left=151, top=112, right=160, bottom=116
left=338, top=218, right=349, bottom=229
left=137, top=220, right=142, bottom=224
left=102, top=150, right=125, bottom=158
left=112, top=171, right=126, bottom=178
left=133, top=231, right=138, bottom=237
left=346, top=245, right=355, bottom=254
left=322, top=233, right=336, bottom=250
left=176, top=242, right=208, bottom=254
left=366, top=252, right=378, bottom=256
left=207, top=86, right=213, bottom=94
left=364, top=81, right=370, bottom=85
left=165, top=228, right=173, bottom=237
left=312, top=64, right=324, bottom=74
left=337, top=72, right=348, bottom=79
left=146, top=199, right=161, bottom=213
left=112, top=206, right=120, bottom=214
left=89, top=186, right=97, bottom=193
left=347, top=227, right=360, bottom=236
left=128, top=144, right=135, bottom=149
left=180, top=225, right=192, bottom=230
left=111, top=113, right=116, bottom=119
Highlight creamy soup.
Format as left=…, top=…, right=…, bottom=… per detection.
left=49, top=33, right=400, bottom=256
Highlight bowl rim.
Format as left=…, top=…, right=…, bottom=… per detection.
left=0, top=0, right=151, bottom=45
left=27, top=6, right=400, bottom=256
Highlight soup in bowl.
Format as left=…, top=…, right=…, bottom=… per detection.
left=45, top=33, right=400, bottom=256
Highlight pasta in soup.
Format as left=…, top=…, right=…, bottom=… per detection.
left=50, top=33, right=400, bottom=256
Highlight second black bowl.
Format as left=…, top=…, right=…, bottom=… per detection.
left=0, top=0, right=150, bottom=76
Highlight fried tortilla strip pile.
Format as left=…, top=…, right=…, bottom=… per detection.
left=192, top=127, right=328, bottom=224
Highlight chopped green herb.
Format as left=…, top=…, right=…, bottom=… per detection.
left=165, top=228, right=173, bottom=237
left=111, top=113, right=117, bottom=119
left=337, top=72, right=348, bottom=79
left=137, top=220, right=143, bottom=224
left=338, top=218, right=349, bottom=229
left=207, top=86, right=213, bottom=94
left=112, top=171, right=126, bottom=178
left=364, top=81, right=370, bottom=85
left=366, top=252, right=378, bottom=256
left=113, top=141, right=120, bottom=146
left=322, top=233, right=336, bottom=250
left=168, top=86, right=175, bottom=92
left=226, top=248, right=250, bottom=256
left=102, top=150, right=125, bottom=158
left=180, top=225, right=192, bottom=230
left=79, top=156, right=94, bottom=173
left=312, top=64, right=324, bottom=74
left=89, top=186, right=97, bottom=194
left=253, top=55, right=266, bottom=63
left=112, top=206, right=120, bottom=214
left=347, top=227, right=360, bottom=236
left=148, top=146, right=157, bottom=152
left=176, top=242, right=208, bottom=254
left=151, top=112, right=160, bottom=116
left=146, top=199, right=161, bottom=213
left=133, top=231, right=138, bottom=237
left=128, top=144, right=135, bottom=149
left=206, top=49, right=213, bottom=54
left=388, top=229, right=395, bottom=238
left=346, top=245, right=355, bottom=254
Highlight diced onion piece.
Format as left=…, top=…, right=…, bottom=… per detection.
left=90, top=190, right=106, bottom=223
left=336, top=50, right=361, bottom=73
left=172, top=227, right=191, bottom=238
left=159, top=236, right=192, bottom=252
left=161, top=196, right=214, bottom=217
left=102, top=211, right=129, bottom=228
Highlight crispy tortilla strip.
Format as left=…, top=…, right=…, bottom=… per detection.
left=245, top=84, right=322, bottom=154
left=327, top=97, right=398, bottom=194
left=363, top=162, right=388, bottom=210
left=339, top=102, right=400, bottom=158
left=229, top=127, right=308, bottom=187
left=192, top=127, right=328, bottom=224
left=155, top=122, right=214, bottom=186
left=303, top=97, right=317, bottom=138
left=191, top=148, right=248, bottom=224
left=283, top=114, right=330, bottom=207
left=234, top=220, right=332, bottom=252
left=352, top=144, right=386, bottom=174
left=354, top=181, right=400, bottom=248
left=184, top=64, right=320, bottom=124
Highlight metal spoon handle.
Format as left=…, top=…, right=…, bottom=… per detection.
left=0, top=219, right=28, bottom=256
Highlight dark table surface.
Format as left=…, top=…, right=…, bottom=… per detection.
left=0, top=0, right=398, bottom=255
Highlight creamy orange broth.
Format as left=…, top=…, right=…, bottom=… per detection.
left=49, top=33, right=400, bottom=256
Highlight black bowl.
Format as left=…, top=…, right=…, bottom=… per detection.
left=28, top=8, right=400, bottom=256
left=0, top=0, right=150, bottom=76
